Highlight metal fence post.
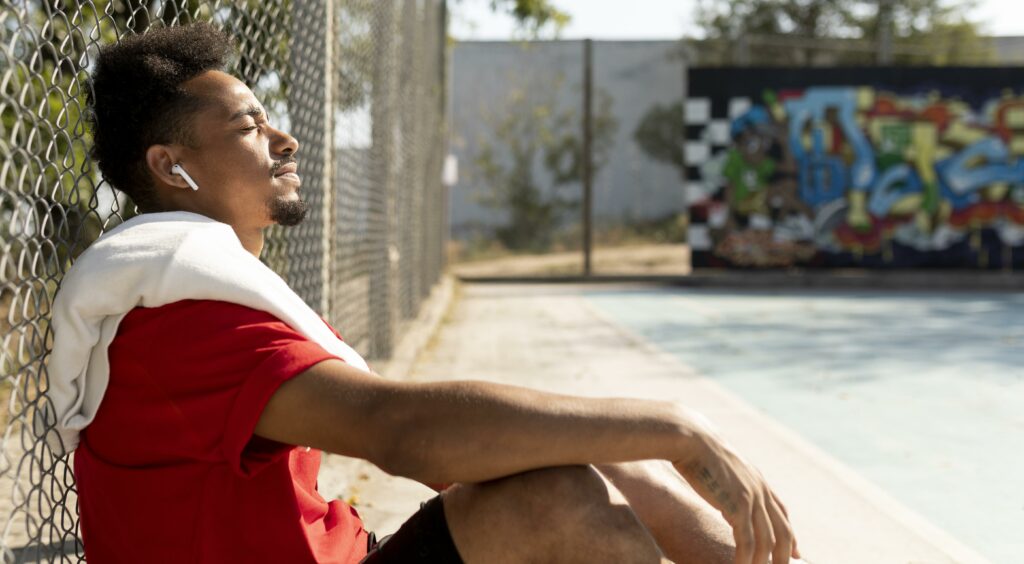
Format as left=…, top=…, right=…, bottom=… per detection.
left=283, top=0, right=331, bottom=315
left=369, top=0, right=398, bottom=358
left=582, top=38, right=594, bottom=276
left=321, top=0, right=335, bottom=319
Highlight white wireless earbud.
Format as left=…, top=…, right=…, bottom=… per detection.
left=170, top=163, right=199, bottom=191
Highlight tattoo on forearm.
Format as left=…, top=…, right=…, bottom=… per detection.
left=685, top=462, right=739, bottom=515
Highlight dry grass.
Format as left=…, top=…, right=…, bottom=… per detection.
left=451, top=243, right=691, bottom=278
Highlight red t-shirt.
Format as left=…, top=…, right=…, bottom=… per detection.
left=74, top=299, right=370, bottom=563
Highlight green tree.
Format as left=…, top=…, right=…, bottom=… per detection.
left=693, top=0, right=993, bottom=66
left=473, top=80, right=616, bottom=252
left=633, top=102, right=683, bottom=179
left=490, top=0, right=570, bottom=36
left=453, top=0, right=571, bottom=38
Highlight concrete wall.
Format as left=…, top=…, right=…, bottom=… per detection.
left=449, top=40, right=684, bottom=243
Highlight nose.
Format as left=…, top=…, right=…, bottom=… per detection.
left=270, top=125, right=299, bottom=157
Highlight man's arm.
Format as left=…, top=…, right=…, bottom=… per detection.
left=254, top=358, right=796, bottom=564
left=256, top=359, right=691, bottom=483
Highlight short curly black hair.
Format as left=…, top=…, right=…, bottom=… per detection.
left=87, top=22, right=234, bottom=212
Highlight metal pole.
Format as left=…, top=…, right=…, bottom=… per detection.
left=582, top=38, right=593, bottom=276
left=877, top=0, right=894, bottom=65
left=369, top=0, right=397, bottom=358
left=289, top=0, right=333, bottom=318
left=441, top=0, right=451, bottom=273
left=322, top=0, right=334, bottom=319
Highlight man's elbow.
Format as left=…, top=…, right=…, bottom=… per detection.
left=264, top=361, right=458, bottom=482
left=366, top=409, right=449, bottom=483
left=257, top=360, right=432, bottom=477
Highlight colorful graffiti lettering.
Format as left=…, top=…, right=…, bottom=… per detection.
left=689, top=85, right=1024, bottom=268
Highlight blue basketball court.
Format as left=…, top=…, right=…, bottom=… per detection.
left=585, top=288, right=1024, bottom=564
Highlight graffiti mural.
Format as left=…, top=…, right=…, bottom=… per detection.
left=686, top=67, right=1024, bottom=269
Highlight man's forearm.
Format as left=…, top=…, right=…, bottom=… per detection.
left=369, top=379, right=702, bottom=484
left=597, top=461, right=735, bottom=563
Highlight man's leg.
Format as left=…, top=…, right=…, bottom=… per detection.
left=442, top=465, right=670, bottom=563
left=597, top=460, right=736, bottom=564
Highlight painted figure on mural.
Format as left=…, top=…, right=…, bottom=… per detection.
left=715, top=94, right=816, bottom=267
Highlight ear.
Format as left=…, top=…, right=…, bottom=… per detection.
left=145, top=145, right=191, bottom=191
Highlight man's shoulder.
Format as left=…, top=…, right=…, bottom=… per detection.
left=117, top=299, right=342, bottom=346
left=129, top=298, right=277, bottom=319
left=118, top=298, right=344, bottom=337
left=119, top=299, right=290, bottom=337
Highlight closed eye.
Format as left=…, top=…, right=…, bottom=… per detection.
left=242, top=120, right=270, bottom=133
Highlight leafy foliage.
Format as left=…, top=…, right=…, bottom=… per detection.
left=633, top=102, right=683, bottom=177
left=453, top=0, right=571, bottom=38
left=473, top=79, right=616, bottom=252
left=694, top=0, right=994, bottom=65
left=494, top=0, right=571, bottom=37
left=1, top=1, right=296, bottom=272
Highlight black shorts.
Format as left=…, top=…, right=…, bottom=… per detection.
left=360, top=495, right=463, bottom=563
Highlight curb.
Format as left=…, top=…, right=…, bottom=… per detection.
left=458, top=269, right=1024, bottom=292
left=373, top=274, right=457, bottom=380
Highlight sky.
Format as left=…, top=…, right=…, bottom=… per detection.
left=449, top=0, right=1024, bottom=41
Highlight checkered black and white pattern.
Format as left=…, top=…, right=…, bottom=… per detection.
left=684, top=96, right=751, bottom=252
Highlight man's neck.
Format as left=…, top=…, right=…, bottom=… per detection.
left=151, top=204, right=266, bottom=257
left=231, top=225, right=264, bottom=258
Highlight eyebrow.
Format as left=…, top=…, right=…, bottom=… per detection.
left=228, top=103, right=265, bottom=122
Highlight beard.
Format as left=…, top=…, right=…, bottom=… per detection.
left=268, top=195, right=309, bottom=226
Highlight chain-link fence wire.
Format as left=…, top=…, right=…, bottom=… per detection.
left=0, top=1, right=448, bottom=560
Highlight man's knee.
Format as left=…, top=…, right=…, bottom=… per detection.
left=442, top=466, right=662, bottom=563
left=444, top=465, right=610, bottom=525
left=504, top=465, right=613, bottom=513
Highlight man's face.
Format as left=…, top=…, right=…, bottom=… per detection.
left=172, top=70, right=307, bottom=228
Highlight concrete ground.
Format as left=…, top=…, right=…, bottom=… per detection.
left=319, top=282, right=1006, bottom=564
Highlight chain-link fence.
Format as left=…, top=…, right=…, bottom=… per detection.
left=0, top=1, right=448, bottom=560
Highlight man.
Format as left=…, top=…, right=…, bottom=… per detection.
left=69, top=22, right=800, bottom=563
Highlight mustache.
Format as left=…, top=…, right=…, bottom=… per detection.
left=270, top=156, right=298, bottom=177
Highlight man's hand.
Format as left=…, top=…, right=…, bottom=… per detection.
left=673, top=421, right=800, bottom=564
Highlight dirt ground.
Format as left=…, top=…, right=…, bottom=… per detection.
left=451, top=243, right=691, bottom=277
